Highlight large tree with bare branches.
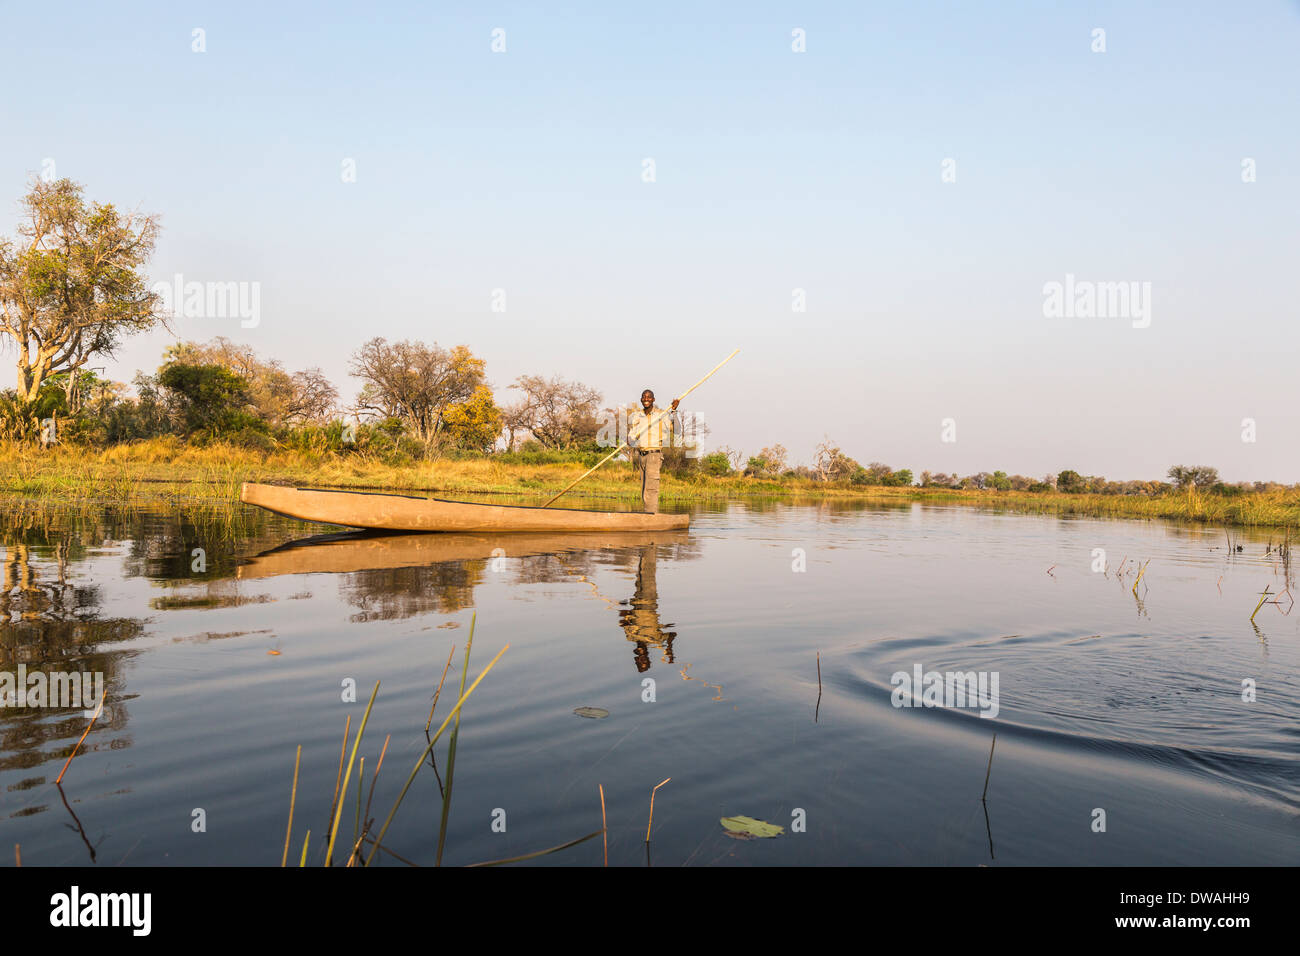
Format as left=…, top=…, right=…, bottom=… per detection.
left=349, top=337, right=485, bottom=445
left=507, top=374, right=603, bottom=449
left=813, top=438, right=860, bottom=481
left=0, top=178, right=165, bottom=403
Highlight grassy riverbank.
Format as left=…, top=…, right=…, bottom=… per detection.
left=4, top=440, right=1300, bottom=529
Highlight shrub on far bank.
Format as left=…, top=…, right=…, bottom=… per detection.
left=851, top=463, right=913, bottom=487
left=700, top=451, right=734, bottom=476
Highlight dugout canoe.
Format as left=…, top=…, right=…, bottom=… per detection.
left=239, top=483, right=690, bottom=533
left=237, top=528, right=689, bottom=579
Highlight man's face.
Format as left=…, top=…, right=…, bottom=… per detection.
left=641, top=390, right=654, bottom=411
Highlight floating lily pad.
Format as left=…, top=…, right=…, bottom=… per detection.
left=573, top=706, right=609, bottom=719
left=720, top=815, right=784, bottom=838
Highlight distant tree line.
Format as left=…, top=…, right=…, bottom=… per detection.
left=690, top=437, right=1288, bottom=496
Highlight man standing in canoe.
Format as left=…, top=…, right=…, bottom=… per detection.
left=627, top=389, right=680, bottom=514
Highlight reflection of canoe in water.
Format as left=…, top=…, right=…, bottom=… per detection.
left=239, top=483, right=690, bottom=533
left=237, top=529, right=690, bottom=579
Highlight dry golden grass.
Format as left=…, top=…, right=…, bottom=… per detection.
left=3, top=439, right=1299, bottom=528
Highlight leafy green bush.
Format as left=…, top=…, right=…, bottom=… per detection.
left=1211, top=482, right=1247, bottom=497
left=157, top=362, right=252, bottom=435
left=700, top=452, right=733, bottom=476
left=1057, top=470, right=1085, bottom=493
left=851, top=465, right=912, bottom=486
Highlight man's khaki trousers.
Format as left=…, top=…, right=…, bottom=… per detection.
left=639, top=450, right=663, bottom=513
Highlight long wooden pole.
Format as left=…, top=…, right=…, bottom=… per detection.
left=541, top=348, right=739, bottom=508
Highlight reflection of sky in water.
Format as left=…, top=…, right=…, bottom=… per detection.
left=1, top=501, right=1297, bottom=866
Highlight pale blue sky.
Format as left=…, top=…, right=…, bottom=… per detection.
left=3, top=1, right=1297, bottom=480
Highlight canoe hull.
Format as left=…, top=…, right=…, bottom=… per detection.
left=239, top=483, right=690, bottom=533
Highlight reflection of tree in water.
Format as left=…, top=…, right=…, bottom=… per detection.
left=149, top=577, right=276, bottom=611
left=121, top=512, right=309, bottom=581
left=513, top=538, right=700, bottom=585
left=0, top=541, right=139, bottom=777
left=721, top=497, right=909, bottom=517
left=2, top=498, right=307, bottom=584
left=0, top=501, right=312, bottom=851
left=340, top=561, right=484, bottom=622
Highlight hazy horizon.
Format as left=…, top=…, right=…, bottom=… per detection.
left=3, top=1, right=1297, bottom=480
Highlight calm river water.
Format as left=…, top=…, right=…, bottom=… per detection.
left=1, top=497, right=1296, bottom=866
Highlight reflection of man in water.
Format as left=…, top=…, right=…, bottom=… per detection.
left=618, top=544, right=676, bottom=673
